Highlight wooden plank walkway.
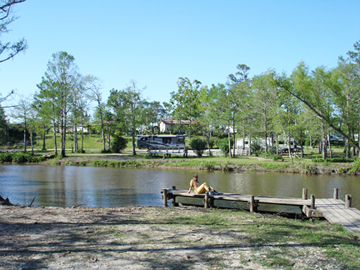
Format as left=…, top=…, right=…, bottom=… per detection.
left=161, top=187, right=360, bottom=233
left=315, top=198, right=360, bottom=233
left=162, top=188, right=314, bottom=215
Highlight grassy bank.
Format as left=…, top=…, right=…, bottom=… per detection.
left=1, top=150, right=360, bottom=175
left=0, top=205, right=359, bottom=269
left=1, top=133, right=360, bottom=175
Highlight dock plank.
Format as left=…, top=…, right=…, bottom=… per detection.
left=163, top=188, right=360, bottom=233
left=316, top=199, right=360, bottom=233
left=167, top=190, right=311, bottom=206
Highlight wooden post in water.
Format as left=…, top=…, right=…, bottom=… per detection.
left=345, top=194, right=352, bottom=208
left=249, top=195, right=255, bottom=212
left=310, top=194, right=315, bottom=209
left=204, top=192, right=209, bottom=209
left=333, top=188, right=339, bottom=199
left=162, top=188, right=168, bottom=207
left=171, top=186, right=176, bottom=207
left=209, top=196, right=214, bottom=208
left=302, top=188, right=308, bottom=200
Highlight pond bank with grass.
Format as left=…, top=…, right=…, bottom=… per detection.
left=52, top=154, right=360, bottom=176
left=1, top=151, right=360, bottom=176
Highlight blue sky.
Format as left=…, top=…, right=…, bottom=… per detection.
left=0, top=0, right=359, bottom=111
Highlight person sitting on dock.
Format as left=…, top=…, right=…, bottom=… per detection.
left=188, top=174, right=218, bottom=194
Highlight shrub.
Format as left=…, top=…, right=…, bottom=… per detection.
left=272, top=154, right=283, bottom=161
left=0, top=152, right=13, bottom=162
left=27, top=155, right=45, bottom=163
left=110, top=136, right=127, bottom=153
left=217, top=138, right=230, bottom=157
left=327, top=157, right=355, bottom=163
left=250, top=141, right=263, bottom=156
left=313, top=157, right=355, bottom=163
left=12, top=152, right=30, bottom=163
left=207, top=137, right=215, bottom=149
left=349, top=159, right=360, bottom=173
left=189, top=138, right=207, bottom=157
left=200, top=161, right=216, bottom=171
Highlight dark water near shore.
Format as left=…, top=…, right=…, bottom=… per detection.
left=0, top=165, right=359, bottom=210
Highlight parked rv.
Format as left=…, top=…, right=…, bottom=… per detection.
left=137, top=134, right=185, bottom=150
left=235, top=137, right=299, bottom=154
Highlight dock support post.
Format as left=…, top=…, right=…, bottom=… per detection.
left=345, top=194, right=352, bottom=208
left=310, top=194, right=315, bottom=209
left=302, top=188, right=308, bottom=200
left=204, top=192, right=209, bottom=209
left=162, top=189, right=168, bottom=207
left=249, top=195, right=256, bottom=212
left=171, top=186, right=176, bottom=207
left=333, top=188, right=339, bottom=199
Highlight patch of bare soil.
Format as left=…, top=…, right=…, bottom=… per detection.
left=0, top=206, right=345, bottom=270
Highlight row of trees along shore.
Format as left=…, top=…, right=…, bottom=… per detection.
left=1, top=40, right=360, bottom=160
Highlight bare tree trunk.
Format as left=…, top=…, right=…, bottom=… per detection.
left=300, top=134, right=304, bottom=158
left=53, top=123, right=58, bottom=156
left=358, top=132, right=360, bottom=157
left=328, top=133, right=332, bottom=159
left=206, top=129, right=212, bottom=156
left=345, top=127, right=351, bottom=158
left=60, top=114, right=66, bottom=158
left=249, top=133, right=252, bottom=155
left=30, top=130, right=34, bottom=155
left=74, top=123, right=78, bottom=152
left=23, top=117, right=27, bottom=152
left=227, top=130, right=232, bottom=157
left=107, top=133, right=111, bottom=150
left=132, top=130, right=136, bottom=155
left=352, top=132, right=356, bottom=157
left=81, top=125, right=84, bottom=152
left=320, top=122, right=327, bottom=159
left=232, top=130, right=236, bottom=157
left=42, top=125, right=46, bottom=150
left=287, top=134, right=293, bottom=164
left=99, top=106, right=106, bottom=152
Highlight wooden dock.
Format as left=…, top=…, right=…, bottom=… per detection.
left=315, top=198, right=360, bottom=233
left=161, top=187, right=360, bottom=233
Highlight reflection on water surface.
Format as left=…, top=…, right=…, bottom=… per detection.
left=0, top=165, right=359, bottom=209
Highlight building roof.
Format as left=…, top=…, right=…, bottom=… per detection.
left=160, top=119, right=192, bottom=125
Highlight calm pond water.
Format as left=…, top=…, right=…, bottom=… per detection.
left=0, top=164, right=359, bottom=210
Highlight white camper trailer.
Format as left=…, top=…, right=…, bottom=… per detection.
left=235, top=137, right=298, bottom=155
left=137, top=134, right=186, bottom=156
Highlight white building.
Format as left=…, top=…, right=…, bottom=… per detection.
left=159, top=119, right=193, bottom=133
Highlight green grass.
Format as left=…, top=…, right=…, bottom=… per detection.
left=160, top=209, right=360, bottom=269
left=3, top=133, right=359, bottom=174
left=31, top=133, right=134, bottom=152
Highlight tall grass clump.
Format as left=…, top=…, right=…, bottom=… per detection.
left=349, top=158, right=360, bottom=173
left=0, top=152, right=45, bottom=163
left=0, top=152, right=13, bottom=162
left=200, top=161, right=217, bottom=171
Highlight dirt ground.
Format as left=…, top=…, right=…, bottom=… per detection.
left=0, top=205, right=348, bottom=270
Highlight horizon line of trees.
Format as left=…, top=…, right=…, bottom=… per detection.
left=0, top=40, right=359, bottom=160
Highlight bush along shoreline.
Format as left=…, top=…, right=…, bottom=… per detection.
left=1, top=152, right=360, bottom=175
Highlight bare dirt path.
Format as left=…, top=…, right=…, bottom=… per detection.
left=0, top=205, right=354, bottom=269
